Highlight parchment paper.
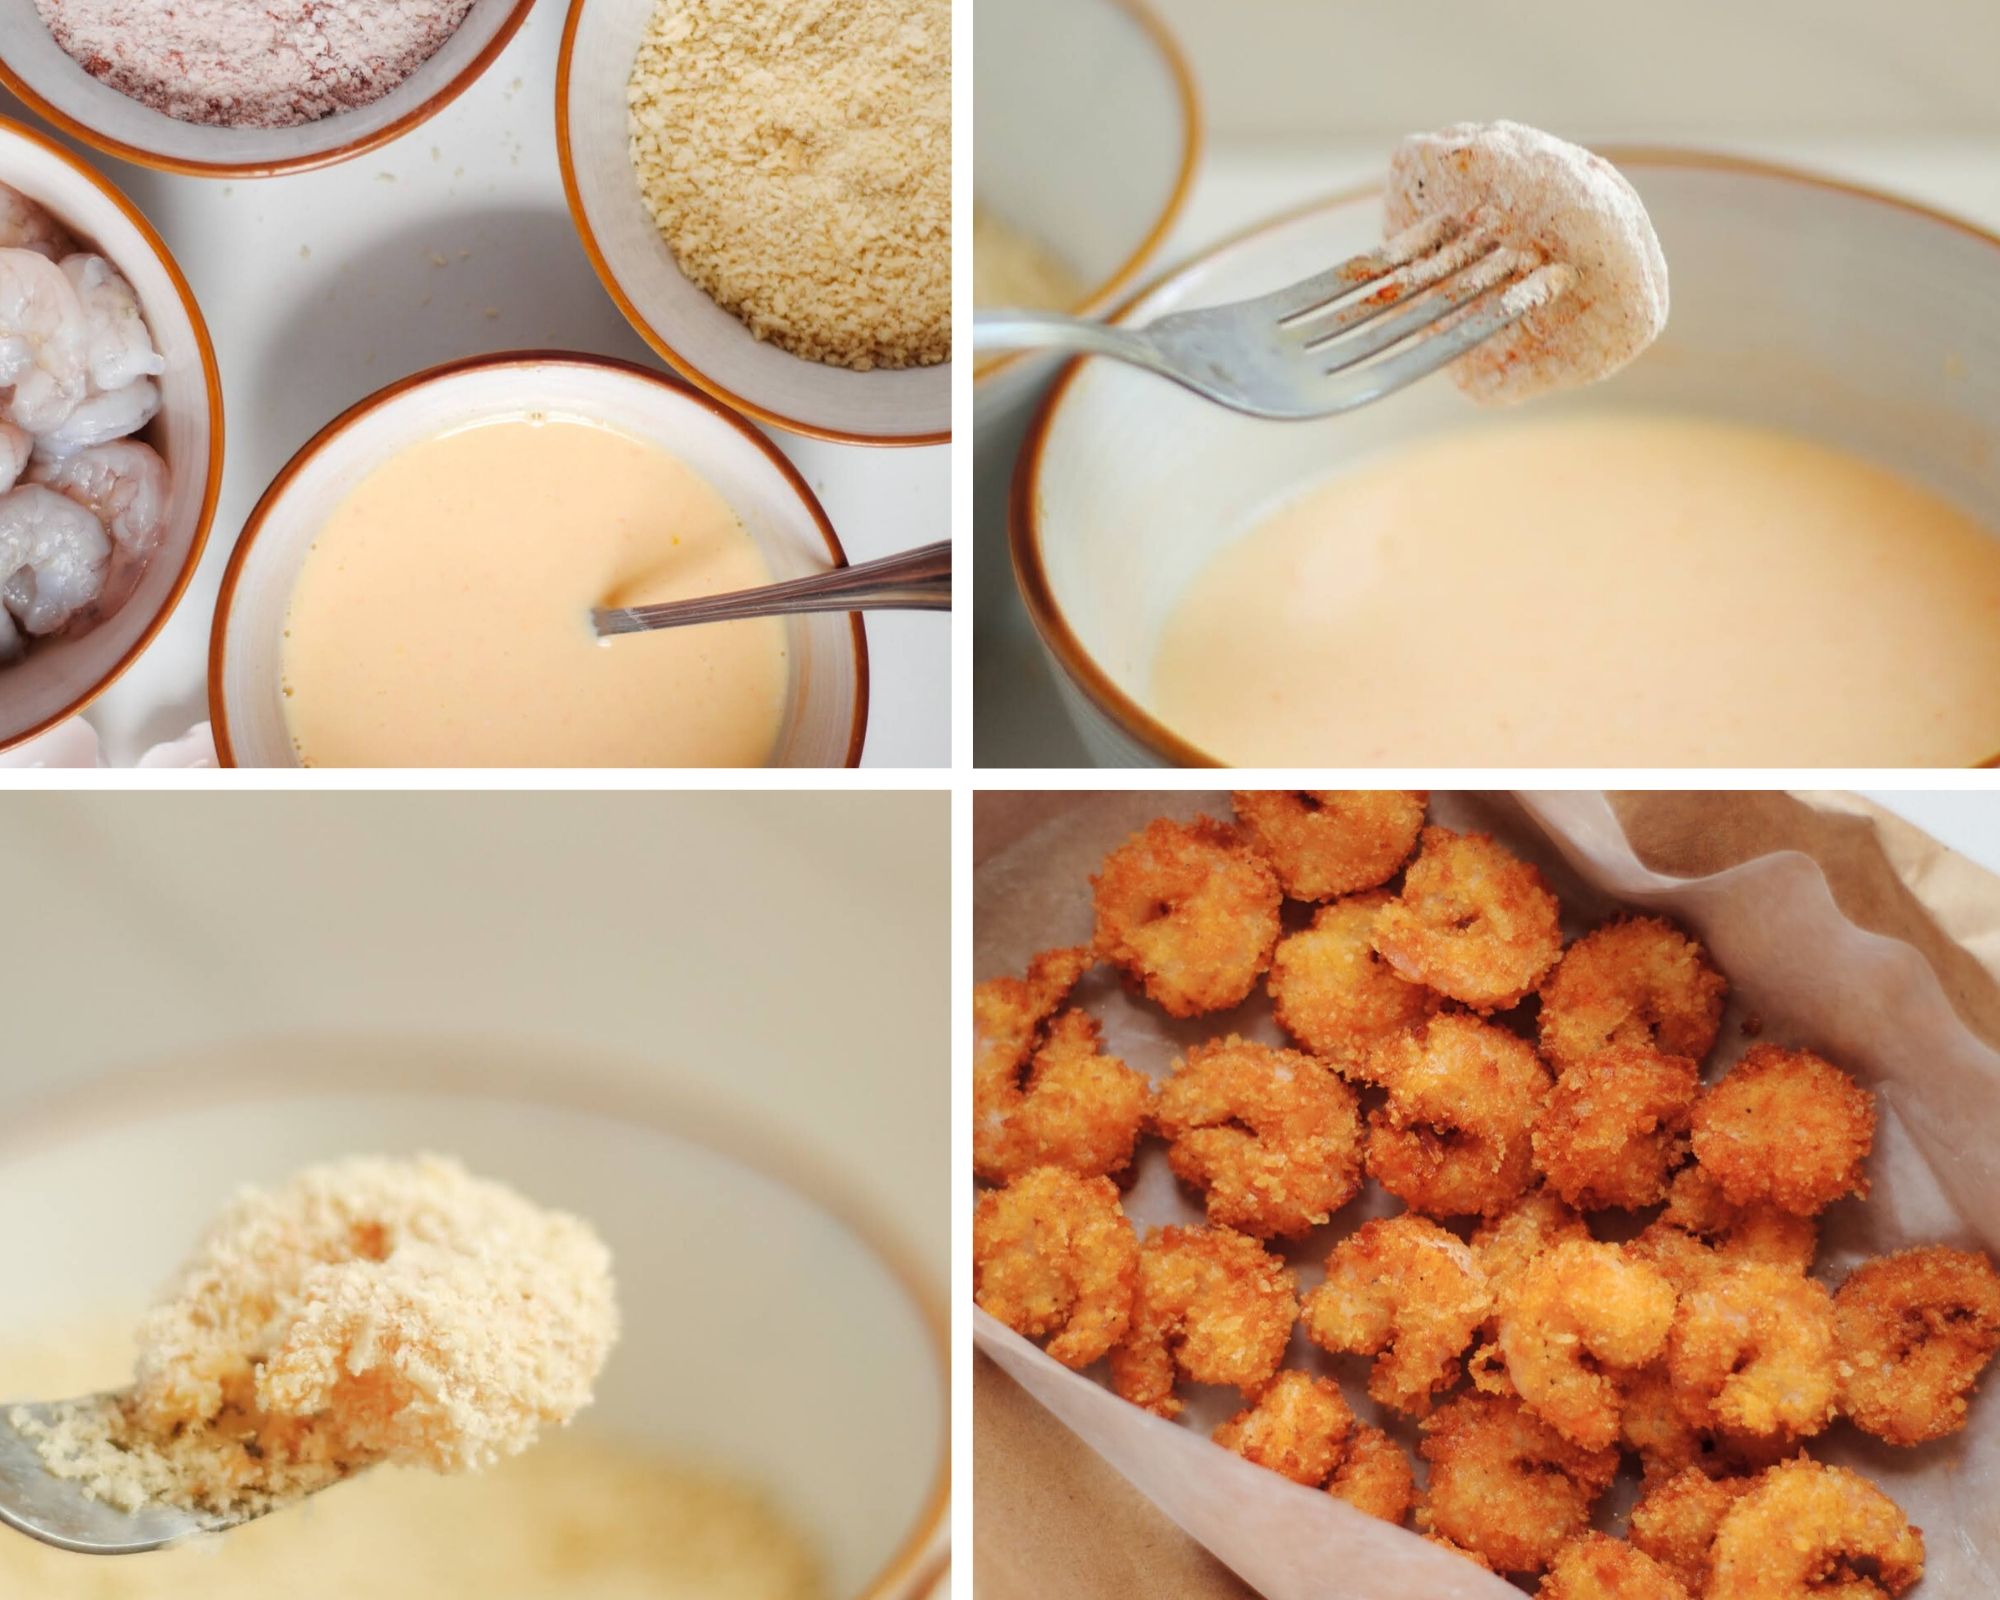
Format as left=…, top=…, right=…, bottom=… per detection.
left=973, top=791, right=2000, bottom=1599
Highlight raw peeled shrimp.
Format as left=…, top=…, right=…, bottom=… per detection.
left=0, top=422, right=29, bottom=493
left=30, top=438, right=171, bottom=559
left=0, top=483, right=110, bottom=635
left=0, top=185, right=75, bottom=262
left=0, top=247, right=89, bottom=436
left=59, top=255, right=166, bottom=394
left=0, top=604, right=20, bottom=664
left=33, top=376, right=159, bottom=457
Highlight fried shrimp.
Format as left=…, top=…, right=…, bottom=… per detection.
left=1109, top=1225, right=1298, bottom=1417
left=1370, top=826, right=1563, bottom=1012
left=1329, top=1424, right=1415, bottom=1524
left=1707, top=1459, right=1924, bottom=1600
left=1668, top=1263, right=1838, bottom=1442
left=1497, top=1241, right=1677, bottom=1449
left=1365, top=1014, right=1553, bottom=1217
left=1092, top=816, right=1282, bottom=1018
left=1301, top=1213, right=1491, bottom=1415
left=1532, top=1045, right=1699, bottom=1210
left=1268, top=893, right=1438, bottom=1069
left=1618, top=1360, right=1790, bottom=1485
left=1629, top=1466, right=1754, bottom=1594
left=972, top=948, right=1150, bottom=1183
left=1537, top=1533, right=1691, bottom=1600
left=1634, top=1164, right=1819, bottom=1289
left=1417, top=1394, right=1618, bottom=1575
left=1690, top=1044, right=1875, bottom=1217
left=1834, top=1244, right=2000, bottom=1445
left=1537, top=916, right=1727, bottom=1073
left=1229, top=789, right=1427, bottom=901
left=973, top=1167, right=1139, bottom=1368
left=1211, top=1370, right=1354, bottom=1486
left=1467, top=1187, right=1590, bottom=1396
left=1154, top=1036, right=1364, bottom=1238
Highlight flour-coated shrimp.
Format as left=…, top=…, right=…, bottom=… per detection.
left=1301, top=1213, right=1491, bottom=1415
left=0, top=483, right=108, bottom=635
left=1109, top=1225, right=1298, bottom=1417
left=1532, top=1044, right=1699, bottom=1211
left=1628, top=1466, right=1754, bottom=1595
left=1690, top=1044, right=1875, bottom=1217
left=1537, top=1533, right=1690, bottom=1600
left=59, top=254, right=165, bottom=395
left=33, top=375, right=158, bottom=457
left=1268, top=892, right=1437, bottom=1070
left=1417, top=1393, right=1619, bottom=1575
left=973, top=1166, right=1138, bottom=1369
left=0, top=185, right=74, bottom=262
left=1211, top=1369, right=1354, bottom=1486
left=0, top=247, right=88, bottom=436
left=1707, top=1459, right=1923, bottom=1600
left=1668, top=1262, right=1838, bottom=1442
left=1834, top=1244, right=2000, bottom=1445
left=1155, top=1035, right=1363, bottom=1238
left=1092, top=815, right=1282, bottom=1018
left=1537, top=916, right=1727, bottom=1073
left=31, top=438, right=170, bottom=559
left=1371, top=826, right=1563, bottom=1012
left=1230, top=789, right=1427, bottom=901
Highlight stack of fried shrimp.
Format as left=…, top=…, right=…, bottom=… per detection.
left=972, top=793, right=2000, bottom=1599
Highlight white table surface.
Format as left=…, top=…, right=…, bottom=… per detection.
left=1, top=0, right=949, bottom=768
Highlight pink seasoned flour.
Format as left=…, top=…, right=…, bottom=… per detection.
left=34, top=0, right=478, bottom=129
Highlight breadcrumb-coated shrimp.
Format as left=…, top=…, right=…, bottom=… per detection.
left=1230, top=790, right=1427, bottom=901
left=1690, top=1044, right=1875, bottom=1217
left=1092, top=816, right=1282, bottom=1018
left=1371, top=826, right=1563, bottom=1012
left=1301, top=1213, right=1491, bottom=1415
left=1834, top=1244, right=2000, bottom=1445
left=1707, top=1459, right=1924, bottom=1600
left=1418, top=1394, right=1618, bottom=1575
left=973, top=948, right=1151, bottom=1184
left=1467, top=1186, right=1590, bottom=1396
left=1537, top=1533, right=1690, bottom=1600
left=1211, top=1369, right=1354, bottom=1485
left=1538, top=916, right=1728, bottom=1073
left=1425, top=1533, right=1496, bottom=1570
left=1329, top=1423, right=1415, bottom=1524
left=1268, top=893, right=1438, bottom=1070
left=1498, top=1241, right=1677, bottom=1449
left=1618, top=1360, right=1790, bottom=1485
left=1668, top=1263, right=1837, bottom=1442
left=1629, top=1466, right=1753, bottom=1594
left=1532, top=1045, right=1699, bottom=1210
left=1154, top=1035, right=1364, bottom=1238
left=973, top=1167, right=1139, bottom=1368
left=1632, top=1165, right=1818, bottom=1291
left=1109, top=1225, right=1298, bottom=1417
left=1365, top=1014, right=1553, bottom=1218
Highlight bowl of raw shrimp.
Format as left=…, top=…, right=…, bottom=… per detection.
left=0, top=115, right=221, bottom=753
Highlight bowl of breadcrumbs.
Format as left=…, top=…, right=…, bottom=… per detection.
left=558, top=0, right=950, bottom=445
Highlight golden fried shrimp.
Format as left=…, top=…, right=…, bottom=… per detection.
left=1634, top=1164, right=1818, bottom=1290
left=1707, top=1459, right=1924, bottom=1600
left=1629, top=1466, right=1754, bottom=1595
left=1268, top=894, right=1438, bottom=1070
left=1108, top=1225, right=1298, bottom=1417
left=1328, top=1424, right=1416, bottom=1525
left=1091, top=816, right=1282, bottom=1018
left=1365, top=1014, right=1553, bottom=1218
left=1834, top=1244, right=2000, bottom=1445
left=1532, top=1045, right=1698, bottom=1210
left=1154, top=1036, right=1364, bottom=1238
left=1301, top=1213, right=1490, bottom=1415
left=1418, top=1394, right=1619, bottom=1575
left=973, top=999, right=1152, bottom=1184
left=1425, top=1534, right=1496, bottom=1571
left=973, top=1167, right=1139, bottom=1368
left=1497, top=1241, right=1677, bottom=1449
left=1371, top=826, right=1564, bottom=1012
left=1211, top=1370, right=1354, bottom=1486
left=974, top=945, right=1091, bottom=1080
left=1537, top=916, right=1727, bottom=1073
left=1690, top=1044, right=1875, bottom=1217
left=1537, top=1533, right=1691, bottom=1600
left=1618, top=1361, right=1790, bottom=1485
left=1668, top=1263, right=1837, bottom=1442
left=1470, top=1185, right=1591, bottom=1292
left=1230, top=789, right=1427, bottom=901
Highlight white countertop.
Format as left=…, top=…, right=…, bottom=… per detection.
left=2, top=0, right=950, bottom=768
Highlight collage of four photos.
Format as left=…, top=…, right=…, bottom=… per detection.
left=0, top=0, right=1998, bottom=1598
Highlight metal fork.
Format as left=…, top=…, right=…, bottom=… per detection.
left=593, top=539, right=950, bottom=638
left=972, top=212, right=1572, bottom=420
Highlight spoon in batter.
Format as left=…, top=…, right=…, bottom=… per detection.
left=593, top=538, right=950, bottom=637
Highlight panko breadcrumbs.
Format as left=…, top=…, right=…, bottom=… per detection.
left=15, top=1154, right=618, bottom=1514
left=627, top=0, right=950, bottom=371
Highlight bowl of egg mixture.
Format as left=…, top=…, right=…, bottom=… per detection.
left=1014, top=151, right=2000, bottom=768
left=209, top=352, right=866, bottom=769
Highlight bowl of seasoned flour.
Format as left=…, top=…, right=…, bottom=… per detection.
left=0, top=0, right=538, bottom=176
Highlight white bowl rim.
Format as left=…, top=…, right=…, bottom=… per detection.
left=0, top=112, right=225, bottom=753
left=973, top=0, right=1202, bottom=391
left=206, top=347, right=869, bottom=768
left=0, top=0, right=542, bottom=178
left=1008, top=146, right=2000, bottom=770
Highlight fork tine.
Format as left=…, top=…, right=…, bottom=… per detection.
left=1274, top=218, right=1504, bottom=346
left=1249, top=212, right=1466, bottom=324
left=1310, top=247, right=1529, bottom=369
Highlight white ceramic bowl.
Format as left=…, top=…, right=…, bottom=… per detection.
left=0, top=1045, right=948, bottom=1599
left=557, top=0, right=948, bottom=446
left=209, top=351, right=868, bottom=768
left=0, top=115, right=221, bottom=754
left=1013, top=153, right=2000, bottom=767
left=0, top=0, right=536, bottom=177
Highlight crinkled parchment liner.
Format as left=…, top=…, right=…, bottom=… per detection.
left=973, top=790, right=2000, bottom=1600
